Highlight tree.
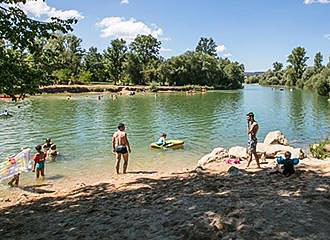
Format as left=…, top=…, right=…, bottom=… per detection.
left=103, top=39, right=127, bottom=85
left=314, top=52, right=323, bottom=73
left=130, top=35, right=161, bottom=65
left=273, top=62, right=283, bottom=72
left=287, top=47, right=309, bottom=84
left=195, top=37, right=217, bottom=56
left=83, top=47, right=106, bottom=82
left=0, top=0, right=77, bottom=98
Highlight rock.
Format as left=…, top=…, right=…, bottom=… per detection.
left=264, top=131, right=289, bottom=145
left=257, top=143, right=305, bottom=159
left=197, top=148, right=228, bottom=167
left=228, top=146, right=248, bottom=159
left=323, top=144, right=330, bottom=153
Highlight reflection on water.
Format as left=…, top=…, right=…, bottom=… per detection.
left=0, top=85, right=329, bottom=184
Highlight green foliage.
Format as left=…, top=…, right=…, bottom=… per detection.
left=314, top=52, right=323, bottom=73
left=83, top=47, right=107, bottom=82
left=195, top=37, right=217, bottom=56
left=0, top=0, right=77, bottom=98
left=273, top=62, right=283, bottom=72
left=259, top=47, right=330, bottom=97
left=310, top=139, right=330, bottom=159
left=245, top=76, right=259, bottom=84
left=78, top=71, right=92, bottom=84
left=104, top=39, right=127, bottom=85
left=287, top=47, right=309, bottom=83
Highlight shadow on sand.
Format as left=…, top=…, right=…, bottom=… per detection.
left=1, top=168, right=330, bottom=239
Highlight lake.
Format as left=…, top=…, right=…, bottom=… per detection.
left=0, top=85, right=329, bottom=186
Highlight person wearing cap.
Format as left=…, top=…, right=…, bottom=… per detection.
left=112, top=123, right=131, bottom=174
left=246, top=112, right=261, bottom=168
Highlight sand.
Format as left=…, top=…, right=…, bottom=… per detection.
left=1, top=157, right=330, bottom=240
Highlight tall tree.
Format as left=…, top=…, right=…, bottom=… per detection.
left=314, top=52, right=323, bottom=73
left=130, top=35, right=161, bottom=65
left=273, top=62, right=283, bottom=72
left=83, top=47, right=106, bottom=82
left=103, top=39, right=127, bottom=85
left=195, top=37, right=217, bottom=56
left=287, top=47, right=309, bottom=84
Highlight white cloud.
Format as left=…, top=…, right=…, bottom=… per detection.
left=223, top=53, right=232, bottom=58
left=216, top=44, right=226, bottom=53
left=304, top=0, right=330, bottom=4
left=97, top=17, right=164, bottom=42
left=325, top=34, right=330, bottom=39
left=121, top=0, right=129, bottom=4
left=160, top=47, right=172, bottom=52
left=15, top=0, right=84, bottom=20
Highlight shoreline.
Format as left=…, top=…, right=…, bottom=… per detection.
left=1, top=156, right=330, bottom=239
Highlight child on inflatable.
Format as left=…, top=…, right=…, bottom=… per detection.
left=156, top=133, right=167, bottom=146
left=274, top=151, right=299, bottom=177
left=47, top=144, right=58, bottom=161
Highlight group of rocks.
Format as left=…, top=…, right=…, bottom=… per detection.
left=198, top=131, right=306, bottom=167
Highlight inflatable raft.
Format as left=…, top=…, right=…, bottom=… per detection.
left=150, top=140, right=184, bottom=149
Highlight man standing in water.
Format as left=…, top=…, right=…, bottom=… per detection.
left=112, top=123, right=131, bottom=174
left=246, top=112, right=261, bottom=169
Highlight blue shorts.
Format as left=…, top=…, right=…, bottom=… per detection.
left=36, top=162, right=45, bottom=169
left=248, top=138, right=258, bottom=152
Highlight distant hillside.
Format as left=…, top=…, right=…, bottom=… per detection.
left=244, top=72, right=264, bottom=77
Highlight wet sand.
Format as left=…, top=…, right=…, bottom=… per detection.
left=1, top=157, right=330, bottom=239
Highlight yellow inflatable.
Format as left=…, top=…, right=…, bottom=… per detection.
left=150, top=140, right=184, bottom=149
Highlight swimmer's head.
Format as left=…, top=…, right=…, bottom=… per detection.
left=35, top=144, right=42, bottom=152
left=161, top=133, right=167, bottom=138
left=246, top=112, right=255, bottom=121
left=45, top=138, right=52, bottom=143
left=118, top=123, right=125, bottom=130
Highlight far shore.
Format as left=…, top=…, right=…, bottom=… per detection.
left=38, top=84, right=215, bottom=95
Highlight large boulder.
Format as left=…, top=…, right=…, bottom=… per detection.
left=197, top=148, right=228, bottom=167
left=257, top=143, right=305, bottom=159
left=264, top=131, right=289, bottom=145
left=228, top=146, right=248, bottom=159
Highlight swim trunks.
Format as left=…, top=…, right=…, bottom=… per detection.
left=248, top=137, right=258, bottom=152
left=36, top=162, right=45, bottom=169
left=115, top=145, right=128, bottom=154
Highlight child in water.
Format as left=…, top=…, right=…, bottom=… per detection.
left=47, top=144, right=58, bottom=161
left=32, top=145, right=46, bottom=178
left=273, top=151, right=299, bottom=177
left=7, top=155, right=20, bottom=187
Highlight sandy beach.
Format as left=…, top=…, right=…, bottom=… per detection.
left=1, top=156, right=330, bottom=240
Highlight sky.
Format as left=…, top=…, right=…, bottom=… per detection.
left=12, top=0, right=330, bottom=71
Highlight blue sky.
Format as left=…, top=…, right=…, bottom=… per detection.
left=15, top=0, right=330, bottom=71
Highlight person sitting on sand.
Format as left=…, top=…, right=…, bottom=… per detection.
left=112, top=123, right=131, bottom=174
left=32, top=145, right=46, bottom=179
left=272, top=151, right=299, bottom=177
left=47, top=144, right=58, bottom=162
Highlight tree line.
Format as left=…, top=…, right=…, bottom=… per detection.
left=0, top=1, right=245, bottom=99
left=246, top=47, right=330, bottom=97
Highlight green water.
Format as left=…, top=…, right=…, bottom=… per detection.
left=0, top=85, right=330, bottom=185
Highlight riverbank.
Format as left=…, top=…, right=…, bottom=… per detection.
left=1, top=155, right=330, bottom=239
left=38, top=84, right=215, bottom=95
